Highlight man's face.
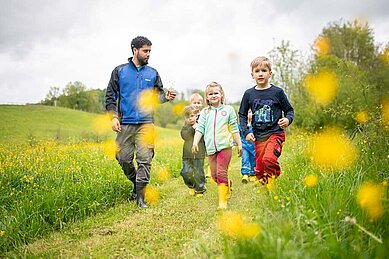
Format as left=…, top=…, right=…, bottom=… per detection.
left=134, top=44, right=151, bottom=66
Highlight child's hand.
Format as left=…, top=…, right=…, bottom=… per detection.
left=278, top=118, right=290, bottom=129
left=246, top=133, right=255, bottom=142
left=237, top=145, right=243, bottom=157
left=192, top=144, right=198, bottom=154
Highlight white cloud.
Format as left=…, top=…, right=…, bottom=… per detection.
left=0, top=0, right=388, bottom=104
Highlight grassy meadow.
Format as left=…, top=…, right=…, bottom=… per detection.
left=0, top=105, right=388, bottom=258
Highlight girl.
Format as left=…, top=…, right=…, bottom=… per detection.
left=192, top=82, right=242, bottom=209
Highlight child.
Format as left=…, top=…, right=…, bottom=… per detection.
left=239, top=109, right=256, bottom=184
left=190, top=93, right=204, bottom=113
left=192, top=82, right=242, bottom=209
left=238, top=56, right=294, bottom=186
left=190, top=92, right=212, bottom=179
left=180, top=105, right=206, bottom=197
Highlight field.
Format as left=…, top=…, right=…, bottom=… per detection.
left=0, top=105, right=388, bottom=258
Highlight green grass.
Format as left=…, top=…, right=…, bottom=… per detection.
left=0, top=105, right=115, bottom=144
left=1, top=105, right=388, bottom=258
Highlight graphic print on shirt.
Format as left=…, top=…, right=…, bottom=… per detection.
left=252, top=99, right=274, bottom=130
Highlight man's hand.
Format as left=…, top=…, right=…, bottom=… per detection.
left=111, top=118, right=121, bottom=132
left=166, top=88, right=177, bottom=101
left=245, top=133, right=255, bottom=142
left=278, top=118, right=290, bottom=129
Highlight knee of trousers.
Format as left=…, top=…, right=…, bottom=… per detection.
left=262, top=157, right=280, bottom=169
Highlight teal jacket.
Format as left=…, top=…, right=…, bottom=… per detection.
left=196, top=105, right=239, bottom=155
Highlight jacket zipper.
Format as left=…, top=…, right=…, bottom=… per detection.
left=213, top=109, right=219, bottom=152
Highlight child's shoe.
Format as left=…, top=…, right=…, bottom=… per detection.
left=242, top=175, right=249, bottom=184
left=195, top=193, right=204, bottom=198
left=188, top=188, right=195, bottom=196
left=217, top=184, right=228, bottom=210
left=249, top=175, right=256, bottom=182
left=226, top=179, right=233, bottom=200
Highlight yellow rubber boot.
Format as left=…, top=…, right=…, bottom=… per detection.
left=226, top=179, right=233, bottom=200
left=217, top=184, right=228, bottom=210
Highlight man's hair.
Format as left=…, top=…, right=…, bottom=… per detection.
left=190, top=93, right=203, bottom=103
left=250, top=56, right=272, bottom=71
left=205, top=81, right=226, bottom=106
left=131, top=36, right=152, bottom=54
left=183, top=105, right=199, bottom=118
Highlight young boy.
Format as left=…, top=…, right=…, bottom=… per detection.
left=238, top=56, right=294, bottom=186
left=239, top=109, right=256, bottom=184
left=180, top=105, right=206, bottom=196
left=190, top=92, right=212, bottom=178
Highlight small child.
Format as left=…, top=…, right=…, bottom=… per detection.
left=190, top=92, right=212, bottom=179
left=239, top=56, right=294, bottom=186
left=192, top=82, right=242, bottom=209
left=239, top=109, right=256, bottom=184
left=180, top=105, right=206, bottom=197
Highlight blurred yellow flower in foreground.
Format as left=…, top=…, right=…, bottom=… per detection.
left=357, top=182, right=385, bottom=221
left=156, top=167, right=171, bottom=182
left=145, top=185, right=160, bottom=205
left=217, top=211, right=261, bottom=239
left=355, top=111, right=369, bottom=124
left=304, top=174, right=319, bottom=187
left=139, top=124, right=157, bottom=146
left=307, top=127, right=357, bottom=171
left=172, top=103, right=186, bottom=116
left=314, top=36, right=331, bottom=56
left=382, top=98, right=389, bottom=127
left=92, top=114, right=112, bottom=135
left=102, top=140, right=116, bottom=159
left=138, top=89, right=160, bottom=113
left=304, top=70, right=338, bottom=106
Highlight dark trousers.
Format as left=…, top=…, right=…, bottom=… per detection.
left=116, top=124, right=155, bottom=186
left=180, top=158, right=206, bottom=193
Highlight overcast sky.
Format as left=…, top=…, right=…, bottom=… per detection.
left=0, top=0, right=388, bottom=104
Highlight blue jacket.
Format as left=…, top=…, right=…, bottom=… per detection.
left=105, top=57, right=168, bottom=124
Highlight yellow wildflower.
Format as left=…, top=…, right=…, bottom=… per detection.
left=304, top=174, right=318, bottom=187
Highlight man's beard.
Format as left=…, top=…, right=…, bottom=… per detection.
left=136, top=54, right=148, bottom=66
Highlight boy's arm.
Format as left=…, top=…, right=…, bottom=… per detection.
left=192, top=131, right=204, bottom=154
left=279, top=90, right=294, bottom=127
left=180, top=124, right=194, bottom=140
left=238, top=92, right=250, bottom=137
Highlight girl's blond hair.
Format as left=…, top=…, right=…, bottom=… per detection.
left=205, top=81, right=226, bottom=107
left=250, top=56, right=272, bottom=71
left=189, top=93, right=203, bottom=103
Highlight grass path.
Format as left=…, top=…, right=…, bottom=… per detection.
left=10, top=157, right=262, bottom=258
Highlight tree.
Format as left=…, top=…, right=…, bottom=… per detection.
left=320, top=19, right=377, bottom=68
left=268, top=40, right=304, bottom=99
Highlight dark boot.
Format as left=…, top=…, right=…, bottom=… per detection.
left=136, top=183, right=148, bottom=208
left=129, top=179, right=137, bottom=201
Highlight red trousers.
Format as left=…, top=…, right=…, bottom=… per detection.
left=254, top=133, right=285, bottom=184
left=208, top=148, right=232, bottom=185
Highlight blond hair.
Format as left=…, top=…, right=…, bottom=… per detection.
left=205, top=81, right=226, bottom=106
left=189, top=93, right=203, bottom=103
left=250, top=56, right=272, bottom=71
left=183, top=105, right=199, bottom=118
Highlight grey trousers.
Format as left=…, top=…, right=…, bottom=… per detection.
left=116, top=124, right=155, bottom=185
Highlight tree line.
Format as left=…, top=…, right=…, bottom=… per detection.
left=41, top=19, right=389, bottom=136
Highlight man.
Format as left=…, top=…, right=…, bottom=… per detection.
left=105, top=36, right=176, bottom=208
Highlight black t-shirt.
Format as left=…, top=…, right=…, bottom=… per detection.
left=239, top=85, right=294, bottom=141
